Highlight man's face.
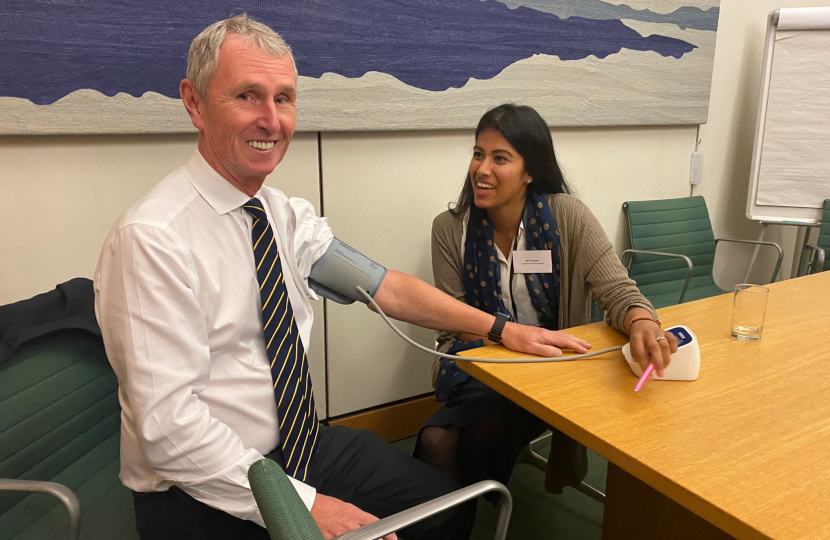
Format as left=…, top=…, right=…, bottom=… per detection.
left=196, top=35, right=297, bottom=188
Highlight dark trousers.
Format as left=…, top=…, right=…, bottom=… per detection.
left=134, top=425, right=474, bottom=540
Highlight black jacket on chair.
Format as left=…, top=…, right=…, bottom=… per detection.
left=0, top=277, right=101, bottom=365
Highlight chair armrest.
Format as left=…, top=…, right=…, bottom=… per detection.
left=621, top=249, right=694, bottom=304
left=715, top=239, right=783, bottom=283
left=0, top=479, right=81, bottom=540
left=803, top=243, right=826, bottom=275
left=332, top=480, right=512, bottom=540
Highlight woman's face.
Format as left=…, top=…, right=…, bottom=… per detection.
left=469, top=129, right=531, bottom=212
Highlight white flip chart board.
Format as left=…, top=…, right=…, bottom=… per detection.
left=746, top=7, right=830, bottom=224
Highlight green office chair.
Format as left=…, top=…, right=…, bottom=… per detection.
left=0, top=332, right=138, bottom=540
left=249, top=458, right=512, bottom=540
left=798, top=199, right=830, bottom=276
left=622, top=196, right=783, bottom=309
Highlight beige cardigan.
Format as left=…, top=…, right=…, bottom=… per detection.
left=430, top=193, right=657, bottom=493
left=432, top=193, right=656, bottom=368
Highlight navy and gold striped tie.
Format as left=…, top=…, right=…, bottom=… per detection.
left=243, top=197, right=320, bottom=481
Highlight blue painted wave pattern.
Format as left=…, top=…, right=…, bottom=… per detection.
left=489, top=0, right=720, bottom=32
left=0, top=0, right=697, bottom=104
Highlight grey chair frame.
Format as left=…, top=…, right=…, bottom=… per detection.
left=799, top=243, right=826, bottom=276
left=714, top=239, right=783, bottom=284
left=517, top=432, right=605, bottom=504
left=620, top=249, right=694, bottom=304
left=0, top=478, right=81, bottom=540
left=332, top=480, right=512, bottom=540
left=621, top=239, right=783, bottom=306
left=1, top=477, right=512, bottom=540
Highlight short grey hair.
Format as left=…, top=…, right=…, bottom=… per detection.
left=186, top=14, right=297, bottom=97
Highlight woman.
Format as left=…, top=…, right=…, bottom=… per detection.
left=418, top=104, right=677, bottom=493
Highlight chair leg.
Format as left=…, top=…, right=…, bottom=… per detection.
left=519, top=433, right=550, bottom=470
left=574, top=480, right=606, bottom=504
left=798, top=246, right=812, bottom=277
left=518, top=432, right=606, bottom=504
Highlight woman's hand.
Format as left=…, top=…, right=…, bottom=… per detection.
left=500, top=323, right=592, bottom=358
left=629, top=321, right=678, bottom=377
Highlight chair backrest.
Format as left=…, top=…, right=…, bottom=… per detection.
left=0, top=331, right=125, bottom=540
left=589, top=299, right=605, bottom=324
left=249, top=459, right=325, bottom=540
left=623, top=196, right=717, bottom=302
left=817, top=199, right=830, bottom=273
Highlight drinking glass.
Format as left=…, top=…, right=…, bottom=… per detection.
left=730, top=284, right=769, bottom=341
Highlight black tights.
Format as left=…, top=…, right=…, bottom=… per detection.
left=418, top=411, right=546, bottom=489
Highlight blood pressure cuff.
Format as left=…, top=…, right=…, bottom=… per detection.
left=308, top=238, right=387, bottom=305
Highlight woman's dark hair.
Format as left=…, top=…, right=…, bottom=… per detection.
left=450, top=103, right=570, bottom=215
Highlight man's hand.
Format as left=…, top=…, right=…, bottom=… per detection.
left=500, top=322, right=591, bottom=358
left=310, top=494, right=397, bottom=540
left=629, top=321, right=678, bottom=377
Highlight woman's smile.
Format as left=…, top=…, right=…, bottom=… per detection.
left=474, top=179, right=497, bottom=198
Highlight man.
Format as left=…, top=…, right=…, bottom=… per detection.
left=94, top=14, right=592, bottom=540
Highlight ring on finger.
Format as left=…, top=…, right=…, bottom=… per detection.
left=655, top=336, right=667, bottom=342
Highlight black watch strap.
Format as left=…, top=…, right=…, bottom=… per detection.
left=488, top=312, right=511, bottom=343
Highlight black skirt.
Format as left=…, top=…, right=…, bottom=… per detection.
left=423, top=376, right=531, bottom=430
left=416, top=376, right=547, bottom=489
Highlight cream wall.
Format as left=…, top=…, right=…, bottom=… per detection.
left=0, top=133, right=321, bottom=301
left=321, top=131, right=472, bottom=416
left=551, top=126, right=697, bottom=249
left=697, top=0, right=830, bottom=287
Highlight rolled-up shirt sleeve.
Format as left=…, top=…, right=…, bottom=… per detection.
left=289, top=197, right=334, bottom=284
left=95, top=222, right=315, bottom=525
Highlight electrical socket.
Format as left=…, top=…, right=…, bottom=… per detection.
left=689, top=152, right=703, bottom=185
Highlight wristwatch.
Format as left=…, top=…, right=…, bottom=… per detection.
left=488, top=312, right=512, bottom=343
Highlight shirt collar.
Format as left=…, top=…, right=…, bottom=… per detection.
left=183, top=150, right=255, bottom=216
left=495, top=221, right=526, bottom=264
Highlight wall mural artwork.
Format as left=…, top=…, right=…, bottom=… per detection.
left=0, top=0, right=719, bottom=134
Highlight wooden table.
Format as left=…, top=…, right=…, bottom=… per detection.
left=457, top=272, right=830, bottom=540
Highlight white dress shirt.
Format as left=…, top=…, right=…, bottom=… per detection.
left=461, top=213, right=542, bottom=327
left=94, top=150, right=333, bottom=526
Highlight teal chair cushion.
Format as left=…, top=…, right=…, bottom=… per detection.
left=0, top=332, right=137, bottom=540
left=625, top=196, right=728, bottom=308
left=642, top=280, right=726, bottom=310
left=816, top=200, right=830, bottom=273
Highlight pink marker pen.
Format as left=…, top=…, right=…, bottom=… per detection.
left=634, top=364, right=655, bottom=393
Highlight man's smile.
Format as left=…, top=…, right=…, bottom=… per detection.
left=247, top=140, right=276, bottom=151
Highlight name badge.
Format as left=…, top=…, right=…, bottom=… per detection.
left=513, top=250, right=552, bottom=274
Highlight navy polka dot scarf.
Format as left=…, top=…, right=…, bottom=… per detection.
left=462, top=191, right=561, bottom=330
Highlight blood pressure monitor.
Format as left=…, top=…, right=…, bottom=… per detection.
left=623, top=325, right=700, bottom=381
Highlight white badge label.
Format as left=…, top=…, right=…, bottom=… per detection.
left=513, top=250, right=552, bottom=273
